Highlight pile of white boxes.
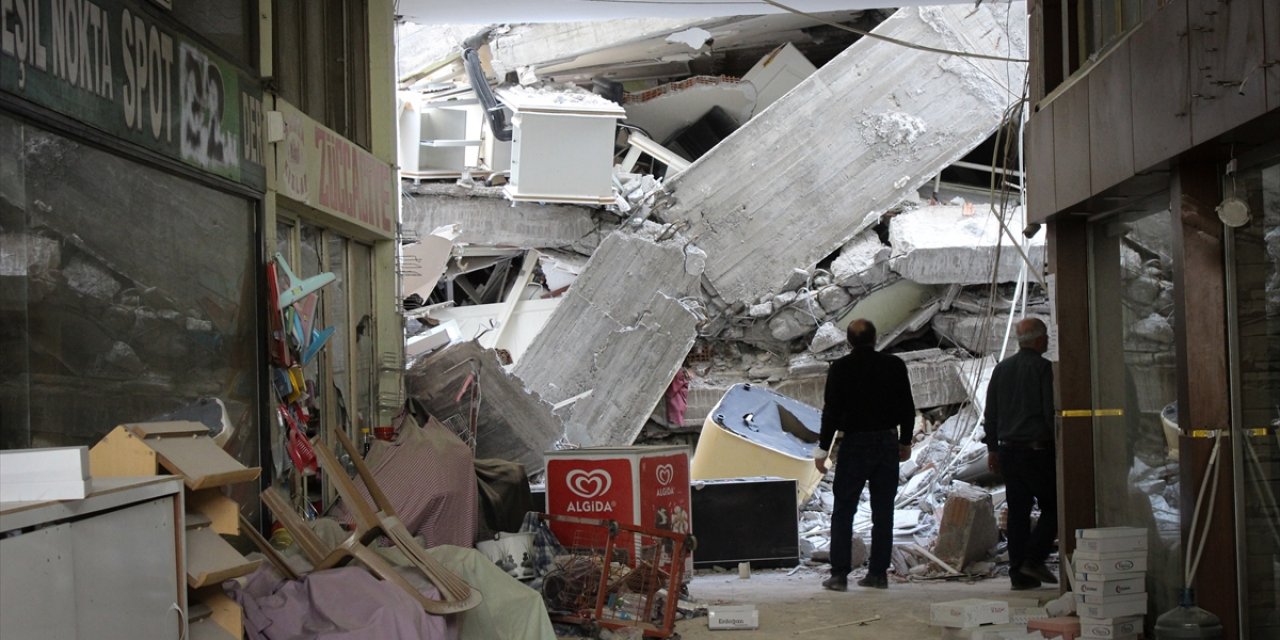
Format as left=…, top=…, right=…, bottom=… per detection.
left=1073, top=527, right=1148, bottom=639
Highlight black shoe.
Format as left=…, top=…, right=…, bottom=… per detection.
left=1010, top=573, right=1042, bottom=591
left=856, top=573, right=888, bottom=589
left=822, top=575, right=848, bottom=592
left=1019, top=562, right=1058, bottom=585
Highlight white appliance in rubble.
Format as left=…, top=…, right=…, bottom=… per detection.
left=497, top=88, right=626, bottom=204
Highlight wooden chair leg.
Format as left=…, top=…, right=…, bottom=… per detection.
left=237, top=513, right=300, bottom=581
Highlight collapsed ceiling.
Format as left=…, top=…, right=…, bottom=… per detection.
left=396, top=0, right=966, bottom=23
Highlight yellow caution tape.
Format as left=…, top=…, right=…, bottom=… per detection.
left=1188, top=429, right=1222, bottom=438
left=1059, top=409, right=1123, bottom=418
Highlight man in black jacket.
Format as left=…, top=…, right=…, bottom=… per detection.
left=815, top=319, right=915, bottom=591
left=983, top=317, right=1058, bottom=590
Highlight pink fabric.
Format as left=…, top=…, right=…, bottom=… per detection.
left=228, top=564, right=456, bottom=640
left=334, top=416, right=478, bottom=548
left=665, top=368, right=690, bottom=426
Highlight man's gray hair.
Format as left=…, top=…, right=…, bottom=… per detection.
left=1016, top=319, right=1047, bottom=346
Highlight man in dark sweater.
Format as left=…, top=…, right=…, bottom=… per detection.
left=814, top=319, right=915, bottom=591
left=983, top=317, right=1058, bottom=590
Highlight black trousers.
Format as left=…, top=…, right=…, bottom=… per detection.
left=830, top=430, right=899, bottom=577
left=1000, top=448, right=1058, bottom=571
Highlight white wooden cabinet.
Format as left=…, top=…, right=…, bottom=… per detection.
left=1, top=476, right=185, bottom=640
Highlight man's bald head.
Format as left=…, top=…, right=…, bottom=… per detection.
left=1016, top=318, right=1049, bottom=352
left=847, top=319, right=877, bottom=349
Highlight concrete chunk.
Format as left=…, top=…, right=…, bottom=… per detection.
left=654, top=6, right=1027, bottom=305
left=513, top=228, right=701, bottom=446
left=933, top=483, right=999, bottom=572
left=809, top=322, right=845, bottom=353
left=888, top=205, right=1046, bottom=285
left=831, top=229, right=893, bottom=293
left=899, top=349, right=969, bottom=409
left=405, top=341, right=562, bottom=474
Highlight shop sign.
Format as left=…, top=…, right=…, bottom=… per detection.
left=276, top=99, right=394, bottom=238
left=0, top=0, right=266, bottom=190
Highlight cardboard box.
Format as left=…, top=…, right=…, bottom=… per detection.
left=708, top=605, right=759, bottom=630
left=1078, top=576, right=1145, bottom=597
left=0, top=447, right=90, bottom=501
left=1074, top=535, right=1147, bottom=554
left=1079, top=615, right=1143, bottom=638
left=1077, top=591, right=1145, bottom=606
left=1074, top=570, right=1146, bottom=584
left=1075, top=593, right=1148, bottom=619
left=930, top=599, right=1011, bottom=628
left=1009, top=606, right=1051, bottom=623
left=1076, top=527, right=1147, bottom=540
left=1073, top=550, right=1147, bottom=574
left=939, top=623, right=1034, bottom=640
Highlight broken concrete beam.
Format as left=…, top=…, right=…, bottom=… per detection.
left=402, top=183, right=608, bottom=252
left=888, top=205, right=1046, bottom=285
left=654, top=6, right=1026, bottom=306
left=933, top=482, right=999, bottom=572
left=405, top=341, right=562, bottom=474
left=513, top=226, right=702, bottom=446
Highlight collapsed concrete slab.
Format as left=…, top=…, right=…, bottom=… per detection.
left=513, top=226, right=703, bottom=446
left=405, top=340, right=562, bottom=474
left=653, top=5, right=1027, bottom=306
left=401, top=183, right=607, bottom=252
left=888, top=205, right=1046, bottom=285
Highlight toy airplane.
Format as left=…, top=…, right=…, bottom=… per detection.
left=273, top=252, right=336, bottom=308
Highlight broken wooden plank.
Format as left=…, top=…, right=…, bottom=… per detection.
left=145, top=437, right=260, bottom=491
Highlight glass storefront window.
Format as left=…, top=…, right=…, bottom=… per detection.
left=0, top=112, right=260, bottom=478
left=1089, top=205, right=1181, bottom=629
left=1229, top=157, right=1280, bottom=637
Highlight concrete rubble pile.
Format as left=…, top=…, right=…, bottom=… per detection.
left=392, top=3, right=1086, bottom=583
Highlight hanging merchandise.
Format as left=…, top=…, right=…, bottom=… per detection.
left=285, top=367, right=307, bottom=404
left=291, top=292, right=320, bottom=350
left=274, top=251, right=336, bottom=308
left=301, top=326, right=336, bottom=366
left=265, top=261, right=293, bottom=367
left=279, top=403, right=318, bottom=475
left=265, top=252, right=340, bottom=482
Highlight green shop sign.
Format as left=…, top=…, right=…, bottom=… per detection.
left=1, top=0, right=265, bottom=190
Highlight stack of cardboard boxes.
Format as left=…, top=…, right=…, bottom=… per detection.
left=1073, top=527, right=1148, bottom=639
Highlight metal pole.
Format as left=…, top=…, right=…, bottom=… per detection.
left=1224, top=224, right=1248, bottom=636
